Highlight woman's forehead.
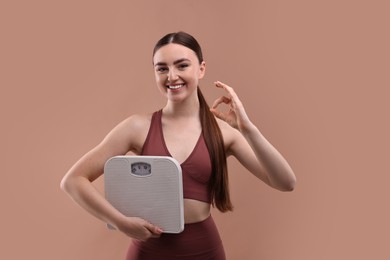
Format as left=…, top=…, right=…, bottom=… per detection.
left=153, top=43, right=197, bottom=64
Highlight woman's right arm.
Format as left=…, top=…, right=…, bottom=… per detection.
left=60, top=115, right=163, bottom=241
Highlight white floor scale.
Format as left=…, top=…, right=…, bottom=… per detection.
left=104, top=156, right=184, bottom=233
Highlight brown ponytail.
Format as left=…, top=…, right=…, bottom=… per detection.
left=198, top=87, right=233, bottom=212
left=154, top=31, right=233, bottom=212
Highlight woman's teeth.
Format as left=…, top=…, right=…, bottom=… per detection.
left=167, top=84, right=185, bottom=89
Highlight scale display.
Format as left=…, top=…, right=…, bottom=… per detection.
left=131, top=162, right=152, bottom=176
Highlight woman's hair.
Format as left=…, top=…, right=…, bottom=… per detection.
left=153, top=31, right=233, bottom=212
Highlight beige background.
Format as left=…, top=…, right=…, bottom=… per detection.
left=1, top=0, right=389, bottom=259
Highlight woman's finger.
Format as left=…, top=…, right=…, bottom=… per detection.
left=210, top=107, right=227, bottom=121
left=211, top=95, right=231, bottom=109
left=214, top=81, right=235, bottom=94
left=145, top=221, right=163, bottom=235
left=214, top=81, right=240, bottom=103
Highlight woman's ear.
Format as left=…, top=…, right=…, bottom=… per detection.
left=199, top=61, right=206, bottom=79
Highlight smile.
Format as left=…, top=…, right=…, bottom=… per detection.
left=167, top=84, right=185, bottom=90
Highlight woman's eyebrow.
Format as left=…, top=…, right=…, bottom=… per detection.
left=154, top=58, right=191, bottom=67
left=174, top=58, right=191, bottom=64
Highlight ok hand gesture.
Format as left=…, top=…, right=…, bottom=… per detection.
left=210, top=81, right=252, bottom=132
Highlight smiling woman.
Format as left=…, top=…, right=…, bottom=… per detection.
left=60, top=31, right=296, bottom=260
left=153, top=44, right=205, bottom=103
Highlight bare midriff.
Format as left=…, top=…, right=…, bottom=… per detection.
left=183, top=199, right=211, bottom=224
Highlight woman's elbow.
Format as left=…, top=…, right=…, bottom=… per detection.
left=280, top=177, right=296, bottom=192
left=271, top=176, right=296, bottom=192
left=60, top=174, right=75, bottom=194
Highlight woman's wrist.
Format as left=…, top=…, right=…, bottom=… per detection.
left=108, top=211, right=129, bottom=230
left=239, top=120, right=258, bottom=136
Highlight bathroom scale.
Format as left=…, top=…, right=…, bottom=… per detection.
left=104, top=155, right=184, bottom=233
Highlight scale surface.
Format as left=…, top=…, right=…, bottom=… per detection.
left=104, top=156, right=184, bottom=233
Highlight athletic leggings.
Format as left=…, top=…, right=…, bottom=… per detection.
left=126, top=215, right=226, bottom=260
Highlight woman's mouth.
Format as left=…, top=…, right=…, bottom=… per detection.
left=167, top=84, right=185, bottom=90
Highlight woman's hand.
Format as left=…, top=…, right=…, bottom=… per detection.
left=117, top=217, right=163, bottom=242
left=210, top=81, right=252, bottom=131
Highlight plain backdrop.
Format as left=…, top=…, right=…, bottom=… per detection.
left=1, top=0, right=389, bottom=259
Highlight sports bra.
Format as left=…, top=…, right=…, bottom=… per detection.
left=141, top=110, right=212, bottom=203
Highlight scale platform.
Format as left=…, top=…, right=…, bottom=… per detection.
left=104, top=156, right=184, bottom=233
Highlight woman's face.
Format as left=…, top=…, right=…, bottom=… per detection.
left=153, top=43, right=206, bottom=103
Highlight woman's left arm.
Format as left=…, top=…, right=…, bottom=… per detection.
left=211, top=81, right=296, bottom=191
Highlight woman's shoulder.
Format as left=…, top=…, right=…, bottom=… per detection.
left=119, top=112, right=155, bottom=133
left=105, top=111, right=156, bottom=154
left=215, top=117, right=238, bottom=135
left=214, top=117, right=240, bottom=148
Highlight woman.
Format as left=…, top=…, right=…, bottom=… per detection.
left=61, top=31, right=296, bottom=259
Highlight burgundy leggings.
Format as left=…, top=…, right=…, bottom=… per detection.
left=126, top=215, right=226, bottom=260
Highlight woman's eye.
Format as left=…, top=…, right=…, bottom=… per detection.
left=178, top=64, right=189, bottom=70
left=157, top=67, right=168, bottom=73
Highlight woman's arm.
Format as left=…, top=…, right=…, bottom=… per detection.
left=211, top=81, right=296, bottom=191
left=60, top=115, right=163, bottom=241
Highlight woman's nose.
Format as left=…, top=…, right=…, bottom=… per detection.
left=167, top=69, right=179, bottom=82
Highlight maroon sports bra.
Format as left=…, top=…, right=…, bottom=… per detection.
left=141, top=110, right=212, bottom=203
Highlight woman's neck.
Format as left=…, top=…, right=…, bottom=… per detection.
left=163, top=97, right=200, bottom=119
